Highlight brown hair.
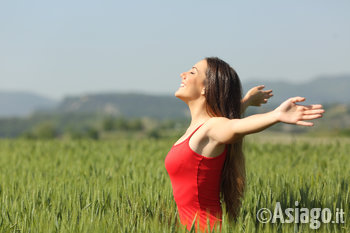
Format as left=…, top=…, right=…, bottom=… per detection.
left=204, top=57, right=246, bottom=221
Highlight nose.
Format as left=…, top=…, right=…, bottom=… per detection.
left=180, top=72, right=185, bottom=79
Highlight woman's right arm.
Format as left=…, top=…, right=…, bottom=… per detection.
left=207, top=97, right=324, bottom=144
left=241, top=85, right=273, bottom=113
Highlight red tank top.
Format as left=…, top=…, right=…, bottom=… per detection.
left=164, top=122, right=227, bottom=232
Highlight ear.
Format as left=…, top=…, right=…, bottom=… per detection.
left=201, top=87, right=205, bottom=95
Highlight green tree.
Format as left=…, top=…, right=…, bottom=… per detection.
left=31, top=121, right=57, bottom=139
left=127, top=119, right=144, bottom=131
left=102, top=116, right=115, bottom=131
left=86, top=127, right=99, bottom=140
left=115, top=117, right=128, bottom=130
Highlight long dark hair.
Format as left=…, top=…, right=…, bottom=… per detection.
left=204, top=57, right=246, bottom=221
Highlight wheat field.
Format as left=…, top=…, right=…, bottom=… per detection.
left=0, top=135, right=348, bottom=232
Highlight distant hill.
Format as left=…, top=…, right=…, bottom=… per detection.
left=42, top=74, right=350, bottom=118
left=243, top=75, right=350, bottom=106
left=0, top=76, right=349, bottom=138
left=0, top=75, right=349, bottom=118
left=53, top=93, right=190, bottom=119
left=0, top=91, right=58, bottom=117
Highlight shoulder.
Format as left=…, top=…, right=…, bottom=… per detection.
left=202, top=117, right=231, bottom=137
left=204, top=117, right=239, bottom=144
left=205, top=117, right=231, bottom=128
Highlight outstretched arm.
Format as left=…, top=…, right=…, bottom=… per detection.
left=241, top=85, right=273, bottom=113
left=208, top=97, right=324, bottom=144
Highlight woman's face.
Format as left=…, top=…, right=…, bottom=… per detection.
left=175, top=59, right=207, bottom=101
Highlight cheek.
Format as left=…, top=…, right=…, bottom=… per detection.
left=186, top=77, right=204, bottom=93
left=188, top=77, right=202, bottom=87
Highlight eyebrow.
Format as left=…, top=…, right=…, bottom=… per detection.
left=192, top=67, right=198, bottom=71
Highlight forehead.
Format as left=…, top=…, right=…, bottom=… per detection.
left=193, top=59, right=207, bottom=72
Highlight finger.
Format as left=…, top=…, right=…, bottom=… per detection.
left=296, top=121, right=314, bottom=126
left=301, top=114, right=323, bottom=120
left=257, top=85, right=265, bottom=90
left=263, top=99, right=268, bottom=103
left=303, top=109, right=325, bottom=115
left=263, top=89, right=273, bottom=93
left=264, top=93, right=273, bottom=98
left=303, top=104, right=323, bottom=110
left=290, top=96, right=305, bottom=103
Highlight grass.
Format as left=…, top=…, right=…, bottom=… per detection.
left=0, top=134, right=348, bottom=232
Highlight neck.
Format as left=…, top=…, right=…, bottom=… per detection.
left=186, top=97, right=211, bottom=127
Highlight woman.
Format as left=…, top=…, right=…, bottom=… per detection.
left=164, top=57, right=324, bottom=232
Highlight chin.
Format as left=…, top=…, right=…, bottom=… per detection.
left=174, top=91, right=181, bottom=98
left=174, top=90, right=186, bottom=101
left=174, top=88, right=181, bottom=97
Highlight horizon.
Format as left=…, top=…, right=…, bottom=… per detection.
left=1, top=73, right=349, bottom=102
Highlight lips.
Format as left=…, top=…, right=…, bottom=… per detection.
left=180, top=82, right=185, bottom=88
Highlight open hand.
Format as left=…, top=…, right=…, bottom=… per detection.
left=274, top=97, right=324, bottom=126
left=243, top=85, right=273, bottom=107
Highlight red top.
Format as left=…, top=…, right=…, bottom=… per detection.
left=164, top=122, right=227, bottom=232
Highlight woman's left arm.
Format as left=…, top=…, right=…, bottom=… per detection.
left=241, top=85, right=273, bottom=113
left=208, top=97, right=324, bottom=144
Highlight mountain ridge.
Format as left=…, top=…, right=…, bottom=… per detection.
left=1, top=75, right=349, bottom=118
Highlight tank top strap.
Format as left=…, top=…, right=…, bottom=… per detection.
left=188, top=119, right=210, bottom=138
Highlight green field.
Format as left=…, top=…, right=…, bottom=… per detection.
left=0, top=134, right=349, bottom=232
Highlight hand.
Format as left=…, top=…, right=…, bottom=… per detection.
left=274, top=97, right=324, bottom=126
left=243, top=85, right=273, bottom=107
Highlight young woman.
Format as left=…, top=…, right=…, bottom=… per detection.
left=164, top=57, right=324, bottom=232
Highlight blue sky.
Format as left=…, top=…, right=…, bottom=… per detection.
left=1, top=1, right=349, bottom=100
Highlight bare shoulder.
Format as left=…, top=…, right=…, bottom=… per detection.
left=201, top=117, right=231, bottom=138
left=187, top=118, right=225, bottom=142
left=204, top=117, right=238, bottom=144
left=189, top=117, right=228, bottom=157
left=205, top=117, right=231, bottom=129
